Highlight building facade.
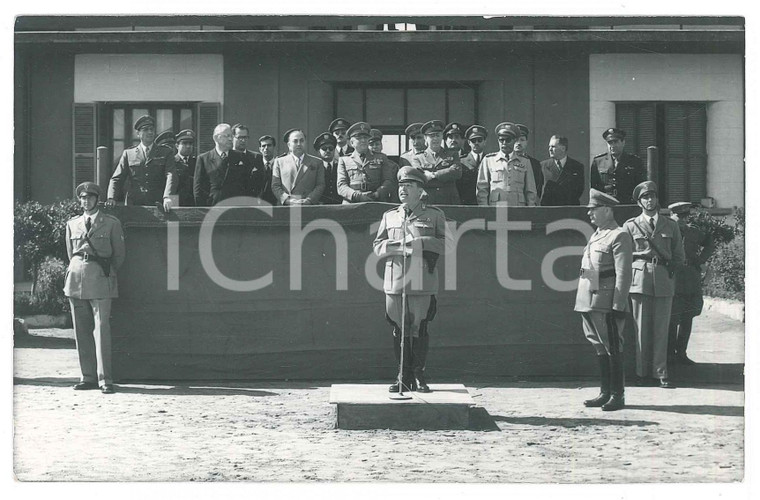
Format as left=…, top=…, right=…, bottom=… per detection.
left=14, top=16, right=744, bottom=208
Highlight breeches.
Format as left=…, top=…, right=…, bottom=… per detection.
left=385, top=294, right=437, bottom=337
left=580, top=311, right=626, bottom=356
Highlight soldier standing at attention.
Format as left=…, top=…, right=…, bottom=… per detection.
left=514, top=124, right=545, bottom=202
left=373, top=167, right=446, bottom=393
left=667, top=201, right=715, bottom=365
left=575, top=189, right=633, bottom=411
left=624, top=181, right=685, bottom=388
left=313, top=131, right=342, bottom=205
left=410, top=120, right=463, bottom=205
left=476, top=122, right=538, bottom=206
left=590, top=128, right=646, bottom=204
left=457, top=124, right=488, bottom=205
left=107, top=115, right=176, bottom=212
left=173, top=129, right=196, bottom=207
left=337, top=122, right=395, bottom=203
left=330, top=118, right=354, bottom=159
left=399, top=123, right=426, bottom=167
left=65, top=182, right=126, bottom=395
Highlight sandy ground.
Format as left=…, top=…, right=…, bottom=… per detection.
left=13, top=308, right=745, bottom=483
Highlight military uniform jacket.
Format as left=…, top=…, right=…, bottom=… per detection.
left=320, top=158, right=342, bottom=205
left=193, top=149, right=252, bottom=206
left=539, top=156, right=585, bottom=206
left=623, top=214, right=685, bottom=297
left=674, top=222, right=715, bottom=295
left=590, top=152, right=645, bottom=204
left=524, top=154, right=544, bottom=200
left=174, top=153, right=196, bottom=206
left=399, top=149, right=424, bottom=167
left=476, top=151, right=538, bottom=206
left=64, top=212, right=126, bottom=300
left=457, top=150, right=483, bottom=206
left=337, top=151, right=396, bottom=203
left=333, top=144, right=355, bottom=162
left=373, top=204, right=446, bottom=295
left=108, top=144, right=177, bottom=206
left=574, top=223, right=633, bottom=313
left=271, top=153, right=326, bottom=205
left=409, top=147, right=463, bottom=205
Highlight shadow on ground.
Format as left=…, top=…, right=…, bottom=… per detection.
left=14, top=334, right=75, bottom=349
left=624, top=404, right=744, bottom=417
left=491, top=414, right=658, bottom=428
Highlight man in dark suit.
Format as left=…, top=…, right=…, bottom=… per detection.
left=257, top=135, right=278, bottom=206
left=106, top=115, right=176, bottom=212
left=330, top=118, right=354, bottom=159
left=457, top=124, right=488, bottom=205
left=174, top=129, right=196, bottom=206
left=514, top=124, right=544, bottom=201
left=540, top=135, right=585, bottom=206
left=591, top=128, right=646, bottom=204
left=193, top=123, right=252, bottom=206
left=313, top=131, right=342, bottom=204
left=271, top=129, right=325, bottom=205
left=232, top=123, right=268, bottom=201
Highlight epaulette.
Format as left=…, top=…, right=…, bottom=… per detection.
left=485, top=152, right=498, bottom=158
left=100, top=213, right=121, bottom=222
left=276, top=152, right=288, bottom=158
left=68, top=214, right=82, bottom=221
left=425, top=205, right=445, bottom=215
left=625, top=216, right=638, bottom=224
left=594, top=152, right=608, bottom=158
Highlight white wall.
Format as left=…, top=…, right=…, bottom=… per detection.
left=74, top=54, right=224, bottom=103
left=589, top=54, right=744, bottom=208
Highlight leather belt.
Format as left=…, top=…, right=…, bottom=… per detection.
left=73, top=251, right=93, bottom=261
left=634, top=255, right=660, bottom=264
left=579, top=269, right=616, bottom=279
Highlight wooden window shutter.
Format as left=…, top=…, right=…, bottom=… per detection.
left=197, top=102, right=221, bottom=153
left=72, top=103, right=97, bottom=192
left=616, top=102, right=656, bottom=160
left=665, top=103, right=707, bottom=204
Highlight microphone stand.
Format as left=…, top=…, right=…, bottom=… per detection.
left=389, top=204, right=413, bottom=401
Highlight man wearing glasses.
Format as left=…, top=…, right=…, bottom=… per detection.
left=476, top=122, right=538, bottom=206
left=457, top=124, right=488, bottom=205
left=107, top=115, right=177, bottom=211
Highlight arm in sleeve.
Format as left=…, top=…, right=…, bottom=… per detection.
left=431, top=157, right=462, bottom=182
left=193, top=156, right=209, bottom=206
left=336, top=158, right=360, bottom=202
left=612, top=231, right=633, bottom=312
left=374, top=158, right=397, bottom=200
left=107, top=152, right=129, bottom=201
left=110, top=220, right=126, bottom=270
left=305, top=161, right=325, bottom=205
left=589, top=160, right=602, bottom=191
left=569, top=162, right=585, bottom=202
left=697, top=230, right=716, bottom=265
left=524, top=164, right=538, bottom=206
left=670, top=222, right=686, bottom=267
left=65, top=222, right=73, bottom=261
left=270, top=159, right=289, bottom=205
left=163, top=153, right=177, bottom=198
left=476, top=161, right=490, bottom=206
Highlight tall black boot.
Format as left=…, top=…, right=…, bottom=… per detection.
left=388, top=329, right=403, bottom=393
left=667, top=320, right=679, bottom=361
left=411, top=334, right=431, bottom=393
left=584, top=354, right=611, bottom=407
left=602, top=352, right=625, bottom=411
left=675, top=319, right=696, bottom=365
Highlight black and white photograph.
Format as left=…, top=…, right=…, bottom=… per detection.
left=6, top=3, right=754, bottom=499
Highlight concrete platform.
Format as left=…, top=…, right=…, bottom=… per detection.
left=329, top=384, right=475, bottom=430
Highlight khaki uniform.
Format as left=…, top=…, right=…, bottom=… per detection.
left=476, top=151, right=538, bottom=206
left=108, top=144, right=177, bottom=205
left=574, top=223, right=633, bottom=355
left=409, top=148, right=463, bottom=205
left=590, top=152, right=645, bottom=205
left=337, top=151, right=396, bottom=203
left=623, top=213, right=685, bottom=379
left=64, top=212, right=126, bottom=387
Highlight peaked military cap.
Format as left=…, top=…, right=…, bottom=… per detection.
left=465, top=124, right=487, bottom=140
left=515, top=123, right=530, bottom=138
left=313, top=131, right=337, bottom=150
left=495, top=122, right=519, bottom=139
left=329, top=118, right=351, bottom=133
left=347, top=121, right=372, bottom=138
left=76, top=181, right=102, bottom=198
left=443, top=122, right=464, bottom=137
left=603, top=128, right=626, bottom=141
left=405, top=122, right=424, bottom=137
left=154, top=130, right=175, bottom=147
left=633, top=180, right=658, bottom=200
left=586, top=188, right=619, bottom=208
left=134, top=115, right=155, bottom=131
left=668, top=201, right=693, bottom=214
left=175, top=129, right=195, bottom=142
left=369, top=129, right=383, bottom=142
left=282, top=128, right=301, bottom=144
left=421, top=120, right=445, bottom=135
left=397, top=166, right=426, bottom=185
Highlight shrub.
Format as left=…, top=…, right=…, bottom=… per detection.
left=703, top=236, right=745, bottom=301
left=33, top=256, right=70, bottom=315
left=686, top=210, right=737, bottom=246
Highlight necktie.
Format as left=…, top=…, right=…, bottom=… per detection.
left=183, top=156, right=188, bottom=165
left=649, top=217, right=656, bottom=230
left=85, top=217, right=92, bottom=232
left=220, top=152, right=227, bottom=161
left=476, top=154, right=481, bottom=165
left=556, top=159, right=562, bottom=171
left=144, top=146, right=151, bottom=158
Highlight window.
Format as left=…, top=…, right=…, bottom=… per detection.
left=102, top=102, right=196, bottom=164
left=616, top=102, right=707, bottom=205
left=334, top=83, right=478, bottom=163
